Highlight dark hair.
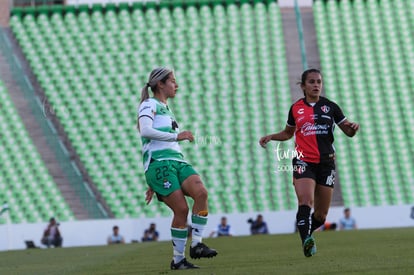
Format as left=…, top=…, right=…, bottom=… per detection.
left=300, top=68, right=322, bottom=85
left=297, top=68, right=322, bottom=95
left=113, top=226, right=119, bottom=230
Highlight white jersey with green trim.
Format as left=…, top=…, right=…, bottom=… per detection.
left=138, top=98, right=185, bottom=171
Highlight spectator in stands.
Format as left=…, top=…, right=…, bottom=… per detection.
left=260, top=69, right=359, bottom=257
left=41, top=217, right=62, bottom=248
left=339, top=208, right=357, bottom=230
left=107, top=225, right=125, bottom=244
left=209, top=216, right=233, bottom=237
left=248, top=214, right=269, bottom=235
left=137, top=67, right=217, bottom=270
left=142, top=223, right=159, bottom=242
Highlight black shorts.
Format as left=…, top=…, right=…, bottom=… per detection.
left=292, top=157, right=336, bottom=188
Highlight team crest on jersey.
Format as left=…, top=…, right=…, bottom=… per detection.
left=163, top=180, right=171, bottom=189
left=321, top=105, right=330, bottom=114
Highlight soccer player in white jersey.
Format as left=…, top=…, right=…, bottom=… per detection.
left=137, top=67, right=217, bottom=270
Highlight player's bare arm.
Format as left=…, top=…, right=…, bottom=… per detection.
left=338, top=120, right=359, bottom=137
left=259, top=125, right=295, bottom=148
left=177, top=131, right=194, bottom=142
left=145, top=188, right=154, bottom=205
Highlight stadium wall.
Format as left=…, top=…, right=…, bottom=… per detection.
left=64, top=0, right=313, bottom=7
left=1, top=205, right=413, bottom=251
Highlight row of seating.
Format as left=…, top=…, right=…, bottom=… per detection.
left=11, top=0, right=278, bottom=17
left=6, top=0, right=413, bottom=222
left=0, top=81, right=74, bottom=224
left=313, top=0, right=414, bottom=206
left=10, top=0, right=295, bottom=219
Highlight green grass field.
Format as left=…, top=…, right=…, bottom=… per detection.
left=0, top=227, right=413, bottom=275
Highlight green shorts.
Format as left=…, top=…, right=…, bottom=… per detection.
left=145, top=159, right=198, bottom=198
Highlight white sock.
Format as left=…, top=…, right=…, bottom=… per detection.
left=191, top=214, right=207, bottom=247
left=171, top=227, right=188, bottom=263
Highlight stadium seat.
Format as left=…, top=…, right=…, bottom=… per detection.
left=9, top=0, right=294, bottom=218
left=313, top=0, right=414, bottom=206
left=0, top=81, right=74, bottom=223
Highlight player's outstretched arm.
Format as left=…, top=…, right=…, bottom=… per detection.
left=259, top=125, right=295, bottom=148
left=338, top=120, right=359, bottom=137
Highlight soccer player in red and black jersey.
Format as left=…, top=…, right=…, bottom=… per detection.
left=259, top=69, right=359, bottom=257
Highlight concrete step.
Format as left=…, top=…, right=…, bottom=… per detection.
left=0, top=1, right=9, bottom=27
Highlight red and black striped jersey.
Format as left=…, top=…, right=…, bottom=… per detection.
left=287, top=97, right=346, bottom=163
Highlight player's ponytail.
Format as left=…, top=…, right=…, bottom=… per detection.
left=140, top=82, right=151, bottom=103
left=140, top=67, right=173, bottom=103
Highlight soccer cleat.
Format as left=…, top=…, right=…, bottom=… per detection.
left=190, top=243, right=218, bottom=259
left=170, top=258, right=199, bottom=270
left=303, top=236, right=317, bottom=257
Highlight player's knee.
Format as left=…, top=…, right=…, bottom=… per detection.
left=200, top=186, right=208, bottom=199
left=194, top=186, right=208, bottom=202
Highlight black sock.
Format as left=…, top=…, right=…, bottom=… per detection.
left=296, top=205, right=311, bottom=244
left=310, top=213, right=325, bottom=234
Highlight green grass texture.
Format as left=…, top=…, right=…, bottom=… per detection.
left=0, top=227, right=413, bottom=275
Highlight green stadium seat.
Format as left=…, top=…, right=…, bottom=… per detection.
left=10, top=0, right=294, bottom=217
left=313, top=0, right=414, bottom=206
left=0, top=82, right=74, bottom=223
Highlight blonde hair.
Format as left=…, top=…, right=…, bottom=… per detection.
left=140, top=67, right=173, bottom=103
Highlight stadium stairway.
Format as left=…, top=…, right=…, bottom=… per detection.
left=300, top=6, right=344, bottom=207
left=0, top=1, right=9, bottom=27
left=281, top=6, right=343, bottom=206
left=280, top=7, right=304, bottom=101
left=0, top=48, right=88, bottom=220
left=0, top=27, right=103, bottom=220
left=300, top=8, right=321, bottom=74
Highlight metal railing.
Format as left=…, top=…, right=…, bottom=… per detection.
left=294, top=0, right=308, bottom=70
left=12, top=0, right=65, bottom=7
